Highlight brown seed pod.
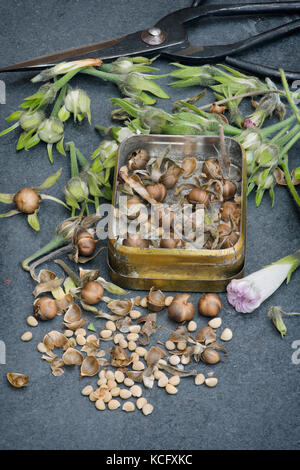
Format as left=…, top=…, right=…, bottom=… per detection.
left=147, top=287, right=165, bottom=312
left=222, top=180, right=237, bottom=200
left=14, top=188, right=40, bottom=214
left=168, top=294, right=195, bottom=323
left=198, top=293, right=222, bottom=318
left=76, top=231, right=96, bottom=257
left=81, top=281, right=104, bottom=305
left=7, top=373, right=29, bottom=388
left=196, top=326, right=217, bottom=345
left=181, top=157, right=197, bottom=179
left=159, top=238, right=180, bottom=249
left=123, top=234, right=149, bottom=248
left=146, top=183, right=167, bottom=202
left=159, top=165, right=183, bottom=189
left=202, top=158, right=223, bottom=180
left=220, top=201, right=241, bottom=223
left=34, top=297, right=58, bottom=321
left=201, top=348, right=220, bottom=364
left=127, top=148, right=150, bottom=170
left=187, top=187, right=210, bottom=207
left=220, top=231, right=239, bottom=249
left=126, top=195, right=143, bottom=220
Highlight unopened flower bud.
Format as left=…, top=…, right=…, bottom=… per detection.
left=19, top=110, right=45, bottom=132
left=64, top=177, right=89, bottom=206
left=37, top=117, right=64, bottom=144
left=64, top=89, right=91, bottom=123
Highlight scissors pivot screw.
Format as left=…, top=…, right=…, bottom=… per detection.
left=141, top=27, right=167, bottom=46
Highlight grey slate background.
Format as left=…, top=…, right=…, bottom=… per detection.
left=0, top=0, right=299, bottom=451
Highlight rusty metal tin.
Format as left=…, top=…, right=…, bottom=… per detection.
left=107, top=134, right=246, bottom=292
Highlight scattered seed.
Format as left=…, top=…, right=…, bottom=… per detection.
left=127, top=333, right=139, bottom=342
left=99, top=370, right=106, bottom=380
left=120, top=389, right=132, bottom=399
left=187, top=320, right=197, bottom=332
left=100, top=329, right=112, bottom=339
left=128, top=340, right=137, bottom=351
left=119, top=338, right=128, bottom=348
left=105, top=370, right=115, bottom=380
left=136, top=397, right=147, bottom=409
left=37, top=342, right=47, bottom=353
left=165, top=340, right=176, bottom=351
left=115, top=371, right=125, bottom=383
left=181, top=355, right=190, bottom=365
left=135, top=346, right=147, bottom=357
left=21, top=331, right=32, bottom=342
left=81, top=385, right=93, bottom=396
left=195, top=373, right=205, bottom=385
left=76, top=334, right=86, bottom=346
left=129, top=325, right=141, bottom=334
left=26, top=316, right=38, bottom=327
left=169, top=375, right=180, bottom=386
left=86, top=334, right=97, bottom=342
left=205, top=377, right=218, bottom=387
left=220, top=328, right=233, bottom=341
left=97, top=378, right=107, bottom=386
left=165, top=384, right=178, bottom=395
left=165, top=296, right=174, bottom=306
left=140, top=297, right=148, bottom=308
left=130, top=385, right=142, bottom=397
left=107, top=379, right=117, bottom=390
left=64, top=329, right=74, bottom=338
left=124, top=378, right=134, bottom=387
left=103, top=391, right=112, bottom=403
left=130, top=310, right=141, bottom=320
left=114, top=333, right=123, bottom=344
left=95, top=399, right=106, bottom=410
left=89, top=391, right=98, bottom=402
left=169, top=355, right=180, bottom=366
left=131, top=352, right=139, bottom=362
left=122, top=401, right=135, bottom=412
left=157, top=374, right=169, bottom=387
left=177, top=341, right=186, bottom=351
left=208, top=317, right=222, bottom=329
left=75, top=328, right=86, bottom=337
left=142, top=403, right=154, bottom=416
left=132, top=360, right=145, bottom=371
left=106, top=320, right=116, bottom=332
left=111, top=387, right=120, bottom=397
left=108, top=399, right=120, bottom=410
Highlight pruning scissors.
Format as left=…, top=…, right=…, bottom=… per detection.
left=1, top=0, right=300, bottom=80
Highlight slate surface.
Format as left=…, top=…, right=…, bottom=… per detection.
left=0, top=0, right=299, bottom=451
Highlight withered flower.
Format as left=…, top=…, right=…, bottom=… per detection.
left=7, top=373, right=29, bottom=388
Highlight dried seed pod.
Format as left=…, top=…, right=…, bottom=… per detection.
left=123, top=234, right=149, bottom=248
left=142, top=403, right=154, bottom=415
left=80, top=356, right=100, bottom=378
left=201, top=348, right=220, bottom=365
left=168, top=294, right=195, bottom=323
left=205, top=377, right=218, bottom=387
left=182, top=157, right=197, bottom=179
left=198, top=293, right=222, bottom=318
left=81, top=281, right=104, bottom=305
left=160, top=238, right=180, bottom=249
left=220, top=328, right=233, bottom=341
left=159, top=164, right=183, bottom=189
left=146, top=183, right=167, bottom=202
left=147, top=287, right=165, bottom=312
left=64, top=303, right=82, bottom=323
left=62, top=347, right=84, bottom=365
left=187, top=187, right=210, bottom=207
left=222, top=180, right=237, bottom=200
left=7, top=373, right=29, bottom=388
left=34, top=297, right=57, bottom=321
left=76, top=231, right=96, bottom=257
left=196, top=326, right=217, bottom=345
left=126, top=196, right=144, bottom=220
left=14, top=187, right=39, bottom=214
left=220, top=201, right=241, bottom=223
left=202, top=158, right=223, bottom=180
left=127, top=148, right=150, bottom=170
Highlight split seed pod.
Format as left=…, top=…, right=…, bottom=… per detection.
left=196, top=326, right=217, bottom=345
left=80, top=356, right=100, bottom=378
left=222, top=180, right=237, bottom=200
left=126, top=195, right=143, bottom=220
left=34, top=297, right=58, bottom=321
left=81, top=281, right=104, bottom=305
left=168, top=294, right=195, bottom=323
left=201, top=348, right=220, bottom=365
left=62, top=347, right=84, bottom=366
left=7, top=373, right=29, bottom=388
left=198, top=293, right=222, bottom=318
left=187, top=188, right=210, bottom=207
left=220, top=201, right=241, bottom=223
left=181, top=157, right=197, bottom=179
left=159, top=164, right=183, bottom=189
left=202, top=158, right=223, bottom=180
left=146, top=183, right=167, bottom=202
left=147, top=287, right=165, bottom=312
left=108, top=299, right=133, bottom=316
left=14, top=188, right=40, bottom=214
left=127, top=148, right=150, bottom=171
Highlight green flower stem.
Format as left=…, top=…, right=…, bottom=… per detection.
left=51, top=84, right=69, bottom=118
left=276, top=124, right=300, bottom=148
left=260, top=115, right=296, bottom=139
left=94, top=196, right=100, bottom=213
left=22, top=233, right=67, bottom=271
left=68, top=142, right=79, bottom=178
left=75, top=148, right=89, bottom=168
left=52, top=69, right=81, bottom=92
left=280, top=154, right=300, bottom=207
left=280, top=69, right=300, bottom=125
left=270, top=123, right=295, bottom=144
left=81, top=67, right=121, bottom=85
left=279, top=129, right=300, bottom=158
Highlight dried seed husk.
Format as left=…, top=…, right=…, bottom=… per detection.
left=110, top=346, right=133, bottom=367
left=108, top=299, right=133, bottom=316
left=43, top=330, right=69, bottom=351
left=64, top=303, right=82, bottom=323
left=80, top=356, right=100, bottom=378
left=7, top=373, right=29, bottom=388
left=147, top=287, right=165, bottom=312
left=196, top=326, right=217, bottom=345
left=33, top=269, right=64, bottom=297
left=127, top=148, right=150, bottom=171
left=146, top=346, right=166, bottom=367
left=116, top=316, right=133, bottom=333
left=62, top=347, right=84, bottom=365
left=55, top=294, right=73, bottom=314
left=202, top=158, right=223, bottom=180
left=158, top=362, right=197, bottom=377
left=181, top=157, right=197, bottom=179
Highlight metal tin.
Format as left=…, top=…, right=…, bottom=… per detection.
left=107, top=134, right=246, bottom=292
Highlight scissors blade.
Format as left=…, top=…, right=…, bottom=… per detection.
left=0, top=30, right=168, bottom=72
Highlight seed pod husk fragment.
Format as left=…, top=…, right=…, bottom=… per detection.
left=196, top=326, right=217, bottom=345
left=147, top=287, right=165, bottom=312
left=7, top=373, right=29, bottom=388
left=80, top=356, right=100, bottom=378
left=168, top=294, right=194, bottom=323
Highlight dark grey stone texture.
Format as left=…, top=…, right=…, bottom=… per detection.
left=0, top=0, right=299, bottom=451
